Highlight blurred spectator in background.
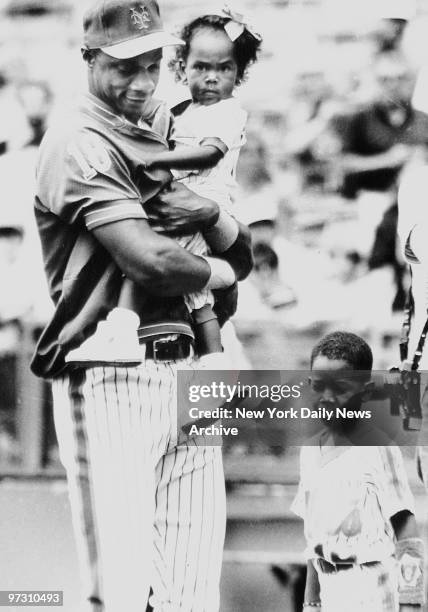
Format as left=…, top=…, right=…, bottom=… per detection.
left=0, top=223, right=28, bottom=324
left=374, top=17, right=409, bottom=54
left=336, top=51, right=427, bottom=310
left=372, top=0, right=416, bottom=55
left=339, top=52, right=421, bottom=204
left=0, top=75, right=53, bottom=465
left=17, top=80, right=52, bottom=147
left=252, top=242, right=297, bottom=310
left=0, top=69, right=32, bottom=154
left=0, top=222, right=27, bottom=462
left=281, top=61, right=342, bottom=191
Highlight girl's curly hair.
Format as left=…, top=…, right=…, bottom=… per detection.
left=169, top=14, right=262, bottom=86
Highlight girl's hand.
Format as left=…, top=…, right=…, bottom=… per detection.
left=142, top=157, right=154, bottom=170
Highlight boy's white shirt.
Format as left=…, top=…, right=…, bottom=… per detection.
left=171, top=97, right=248, bottom=209
left=292, top=445, right=415, bottom=564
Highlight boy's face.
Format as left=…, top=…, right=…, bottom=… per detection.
left=310, top=355, right=367, bottom=412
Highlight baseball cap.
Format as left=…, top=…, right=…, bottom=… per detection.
left=83, top=0, right=184, bottom=60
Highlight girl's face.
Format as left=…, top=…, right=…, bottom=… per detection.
left=184, top=27, right=238, bottom=105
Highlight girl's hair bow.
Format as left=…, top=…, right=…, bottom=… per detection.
left=221, top=5, right=262, bottom=42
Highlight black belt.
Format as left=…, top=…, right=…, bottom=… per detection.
left=140, top=335, right=194, bottom=362
left=138, top=322, right=195, bottom=363
left=317, top=558, right=379, bottom=574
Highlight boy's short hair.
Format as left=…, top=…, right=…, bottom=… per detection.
left=310, top=331, right=373, bottom=372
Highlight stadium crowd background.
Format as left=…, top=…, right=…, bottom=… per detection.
left=2, top=0, right=428, bottom=467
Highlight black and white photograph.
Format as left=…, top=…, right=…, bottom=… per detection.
left=1, top=0, right=428, bottom=610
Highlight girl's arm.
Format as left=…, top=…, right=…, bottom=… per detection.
left=303, top=559, right=321, bottom=610
left=146, top=144, right=224, bottom=172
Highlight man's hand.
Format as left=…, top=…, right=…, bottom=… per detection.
left=146, top=181, right=219, bottom=235
left=212, top=282, right=238, bottom=327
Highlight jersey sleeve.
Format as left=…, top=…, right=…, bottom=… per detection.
left=377, top=446, right=415, bottom=518
left=290, top=447, right=312, bottom=519
left=37, top=125, right=147, bottom=230
left=198, top=99, right=247, bottom=151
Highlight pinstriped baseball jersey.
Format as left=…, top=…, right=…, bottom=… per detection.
left=32, top=93, right=192, bottom=378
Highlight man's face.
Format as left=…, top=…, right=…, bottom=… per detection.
left=87, top=48, right=162, bottom=123
left=310, top=356, right=367, bottom=412
left=375, top=58, right=414, bottom=105
left=184, top=28, right=238, bottom=106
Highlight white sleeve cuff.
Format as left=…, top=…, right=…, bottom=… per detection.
left=204, top=209, right=239, bottom=253
left=202, top=256, right=236, bottom=289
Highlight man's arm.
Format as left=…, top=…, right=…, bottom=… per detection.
left=92, top=217, right=223, bottom=297
left=341, top=144, right=412, bottom=174
left=146, top=144, right=223, bottom=171
left=146, top=182, right=253, bottom=281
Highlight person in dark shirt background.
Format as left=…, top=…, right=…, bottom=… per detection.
left=336, top=51, right=428, bottom=311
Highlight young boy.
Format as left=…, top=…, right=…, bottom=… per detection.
left=292, top=331, right=425, bottom=611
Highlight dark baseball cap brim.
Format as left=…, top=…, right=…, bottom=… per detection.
left=101, top=31, right=184, bottom=59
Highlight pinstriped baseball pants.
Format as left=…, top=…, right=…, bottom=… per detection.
left=51, top=360, right=226, bottom=612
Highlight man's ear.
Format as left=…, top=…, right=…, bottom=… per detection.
left=177, top=59, right=187, bottom=85
left=81, top=47, right=97, bottom=67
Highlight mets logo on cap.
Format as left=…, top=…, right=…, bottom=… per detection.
left=130, top=5, right=151, bottom=30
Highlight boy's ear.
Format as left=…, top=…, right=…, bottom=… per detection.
left=361, top=381, right=375, bottom=402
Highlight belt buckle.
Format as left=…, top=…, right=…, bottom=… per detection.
left=153, top=334, right=181, bottom=363
left=319, top=558, right=338, bottom=574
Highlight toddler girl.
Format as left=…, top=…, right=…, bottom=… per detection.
left=123, top=7, right=262, bottom=362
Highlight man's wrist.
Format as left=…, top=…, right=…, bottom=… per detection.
left=204, top=209, right=239, bottom=253
left=201, top=256, right=236, bottom=289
